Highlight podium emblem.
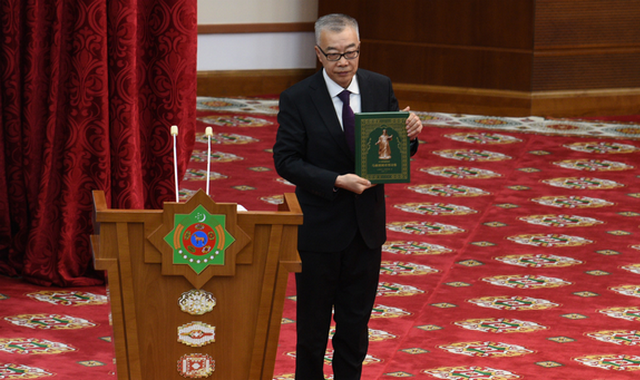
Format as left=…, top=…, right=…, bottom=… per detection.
left=178, top=289, right=217, bottom=315
left=165, top=205, right=236, bottom=274
left=177, top=353, right=215, bottom=378
left=178, top=321, right=216, bottom=347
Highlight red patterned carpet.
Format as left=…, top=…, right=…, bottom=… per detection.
left=188, top=98, right=640, bottom=380
left=0, top=276, right=115, bottom=378
left=1, top=96, right=640, bottom=379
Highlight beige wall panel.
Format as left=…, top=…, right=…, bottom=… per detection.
left=198, top=0, right=318, bottom=24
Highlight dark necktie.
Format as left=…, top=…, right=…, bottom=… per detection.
left=338, top=90, right=355, bottom=153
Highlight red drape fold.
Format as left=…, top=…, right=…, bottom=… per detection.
left=0, top=0, right=197, bottom=286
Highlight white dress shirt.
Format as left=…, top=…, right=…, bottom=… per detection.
left=322, top=69, right=362, bottom=131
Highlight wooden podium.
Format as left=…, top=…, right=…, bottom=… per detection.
left=91, top=189, right=302, bottom=380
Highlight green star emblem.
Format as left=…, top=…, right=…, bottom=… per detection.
left=164, top=205, right=235, bottom=274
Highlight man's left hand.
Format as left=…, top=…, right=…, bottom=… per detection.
left=403, top=106, right=423, bottom=140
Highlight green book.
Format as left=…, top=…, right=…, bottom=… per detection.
left=355, top=111, right=411, bottom=184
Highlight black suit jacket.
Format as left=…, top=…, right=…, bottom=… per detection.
left=273, top=69, right=416, bottom=252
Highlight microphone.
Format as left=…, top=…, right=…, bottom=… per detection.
left=171, top=125, right=179, bottom=202
left=205, top=127, right=213, bottom=196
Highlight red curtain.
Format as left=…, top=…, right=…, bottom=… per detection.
left=0, top=0, right=197, bottom=286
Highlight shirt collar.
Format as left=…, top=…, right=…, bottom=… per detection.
left=322, top=69, right=360, bottom=98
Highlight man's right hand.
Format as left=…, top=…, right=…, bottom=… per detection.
left=334, top=174, right=375, bottom=194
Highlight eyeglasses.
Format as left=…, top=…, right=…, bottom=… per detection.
left=316, top=45, right=360, bottom=61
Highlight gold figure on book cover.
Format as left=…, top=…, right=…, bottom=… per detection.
left=375, top=129, right=393, bottom=159
left=355, top=111, right=410, bottom=183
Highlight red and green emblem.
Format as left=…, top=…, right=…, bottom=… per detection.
left=165, top=205, right=235, bottom=274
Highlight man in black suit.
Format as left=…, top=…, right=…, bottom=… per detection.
left=273, top=13, right=423, bottom=380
